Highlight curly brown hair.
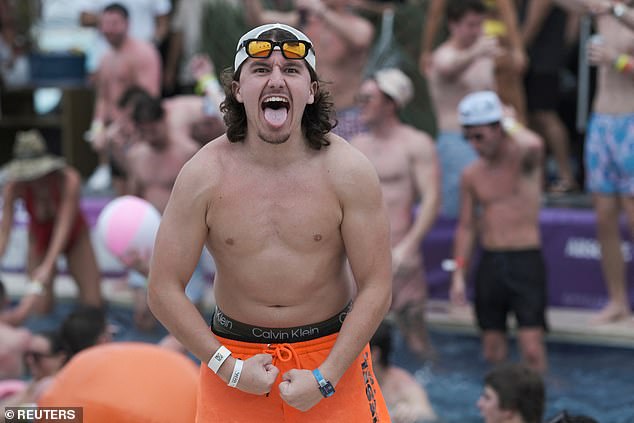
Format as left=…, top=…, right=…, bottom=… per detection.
left=219, top=28, right=336, bottom=150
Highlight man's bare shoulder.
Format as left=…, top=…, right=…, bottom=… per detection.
left=323, top=134, right=380, bottom=187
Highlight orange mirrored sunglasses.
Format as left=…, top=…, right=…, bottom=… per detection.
left=241, top=39, right=312, bottom=60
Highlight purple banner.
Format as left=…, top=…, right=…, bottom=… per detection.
left=423, top=208, right=634, bottom=310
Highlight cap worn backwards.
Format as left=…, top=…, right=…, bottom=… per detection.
left=374, top=68, right=414, bottom=109
left=234, top=23, right=316, bottom=73
left=458, top=91, right=503, bottom=126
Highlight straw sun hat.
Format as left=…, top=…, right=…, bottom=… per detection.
left=2, top=130, right=66, bottom=182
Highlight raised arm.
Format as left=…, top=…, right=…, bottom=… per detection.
left=296, top=0, right=374, bottom=50
left=419, top=0, right=447, bottom=73
left=320, top=145, right=392, bottom=389
left=242, top=0, right=299, bottom=27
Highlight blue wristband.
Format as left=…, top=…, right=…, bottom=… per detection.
left=312, top=368, right=335, bottom=398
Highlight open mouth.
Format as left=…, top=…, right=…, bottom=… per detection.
left=261, top=96, right=290, bottom=127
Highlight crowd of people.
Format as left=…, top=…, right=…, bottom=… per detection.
left=1, top=0, right=633, bottom=421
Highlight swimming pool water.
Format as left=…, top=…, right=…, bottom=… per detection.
left=21, top=303, right=634, bottom=423
left=392, top=330, right=634, bottom=423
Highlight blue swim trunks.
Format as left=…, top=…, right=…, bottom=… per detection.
left=585, top=113, right=634, bottom=195
left=436, top=132, right=478, bottom=217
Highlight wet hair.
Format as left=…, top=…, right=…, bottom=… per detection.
left=369, top=320, right=393, bottom=367
left=103, top=2, right=129, bottom=19
left=117, top=86, right=153, bottom=110
left=485, top=363, right=545, bottom=423
left=446, top=0, right=487, bottom=23
left=220, top=28, right=335, bottom=150
left=132, top=95, right=165, bottom=124
left=60, top=305, right=107, bottom=360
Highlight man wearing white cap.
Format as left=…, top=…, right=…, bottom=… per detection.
left=148, top=23, right=392, bottom=421
left=351, top=68, right=440, bottom=359
left=449, top=91, right=548, bottom=373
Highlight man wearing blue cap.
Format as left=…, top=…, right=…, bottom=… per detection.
left=147, top=23, right=392, bottom=421
left=449, top=91, right=548, bottom=373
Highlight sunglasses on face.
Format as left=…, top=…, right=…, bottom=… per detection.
left=463, top=132, right=485, bottom=142
left=241, top=39, right=312, bottom=60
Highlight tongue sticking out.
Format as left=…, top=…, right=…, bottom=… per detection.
left=264, top=107, right=288, bottom=127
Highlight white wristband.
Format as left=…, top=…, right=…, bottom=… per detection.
left=207, top=346, right=232, bottom=374
left=26, top=280, right=44, bottom=296
left=228, top=359, right=243, bottom=388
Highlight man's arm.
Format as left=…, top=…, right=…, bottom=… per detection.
left=296, top=0, right=374, bottom=50
left=242, top=0, right=299, bottom=27
left=502, top=116, right=545, bottom=168
left=432, top=37, right=500, bottom=80
left=0, top=182, right=17, bottom=259
left=148, top=154, right=278, bottom=395
left=419, top=0, right=447, bottom=70
left=322, top=145, right=392, bottom=386
left=393, top=134, right=440, bottom=270
left=450, top=170, right=477, bottom=306
left=134, top=44, right=162, bottom=96
left=521, top=0, right=554, bottom=47
left=30, top=169, right=81, bottom=285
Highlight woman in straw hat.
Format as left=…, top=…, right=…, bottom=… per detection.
left=0, top=130, right=103, bottom=312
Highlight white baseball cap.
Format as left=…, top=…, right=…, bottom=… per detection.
left=234, top=23, right=316, bottom=73
left=458, top=91, right=503, bottom=126
left=374, top=68, right=414, bottom=109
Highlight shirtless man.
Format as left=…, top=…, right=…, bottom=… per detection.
left=428, top=0, right=501, bottom=217
left=351, top=68, right=440, bottom=358
left=552, top=0, right=634, bottom=322
left=86, top=3, right=161, bottom=193
left=126, top=95, right=199, bottom=214
left=147, top=23, right=392, bottom=420
left=449, top=91, right=547, bottom=373
left=243, top=0, right=374, bottom=140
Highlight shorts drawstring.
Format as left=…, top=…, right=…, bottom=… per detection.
left=264, top=343, right=301, bottom=369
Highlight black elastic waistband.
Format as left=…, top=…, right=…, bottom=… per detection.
left=211, top=302, right=352, bottom=343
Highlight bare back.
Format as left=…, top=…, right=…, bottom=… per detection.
left=196, top=136, right=372, bottom=326
left=429, top=43, right=496, bottom=132
left=594, top=16, right=634, bottom=114
left=464, top=141, right=542, bottom=249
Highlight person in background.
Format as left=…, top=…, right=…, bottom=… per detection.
left=477, top=363, right=545, bottom=423
left=519, top=0, right=579, bottom=193
left=420, top=0, right=528, bottom=123
left=450, top=91, right=548, bottom=373
left=370, top=320, right=438, bottom=423
left=351, top=68, right=440, bottom=358
left=427, top=0, right=499, bottom=217
left=85, top=2, right=161, bottom=193
left=552, top=0, right=634, bottom=323
left=0, top=130, right=103, bottom=312
left=0, top=331, right=67, bottom=408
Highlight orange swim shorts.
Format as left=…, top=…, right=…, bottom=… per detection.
left=196, top=333, right=391, bottom=422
